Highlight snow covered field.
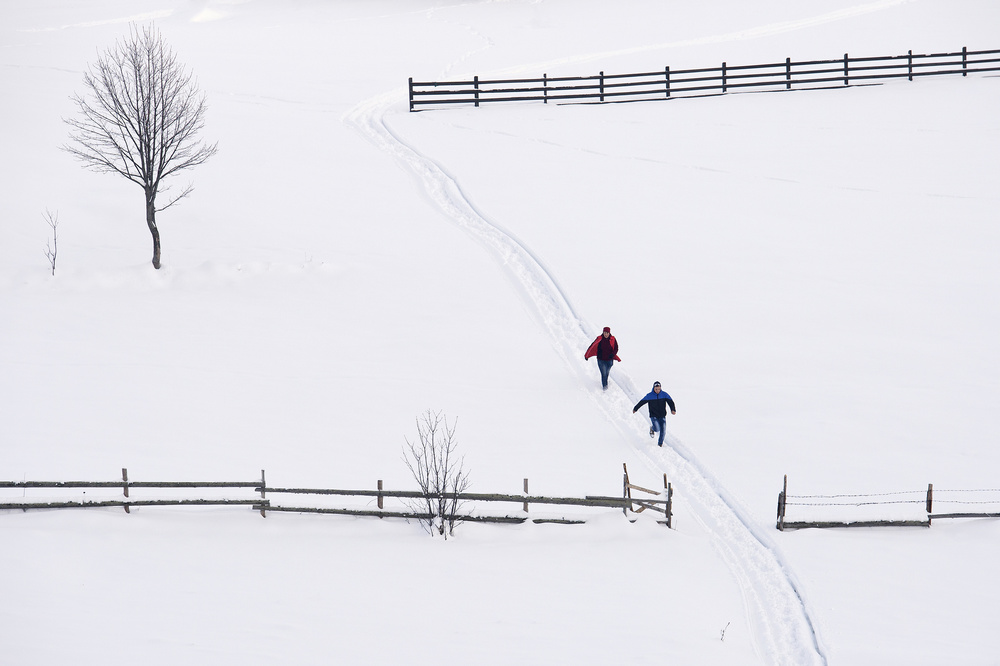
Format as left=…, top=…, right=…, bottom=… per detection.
left=3, top=1, right=1000, bottom=664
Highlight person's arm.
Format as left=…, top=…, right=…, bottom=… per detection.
left=632, top=398, right=648, bottom=413
left=665, top=393, right=676, bottom=414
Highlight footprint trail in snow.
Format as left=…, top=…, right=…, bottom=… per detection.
left=343, top=12, right=924, bottom=665
left=345, top=88, right=826, bottom=666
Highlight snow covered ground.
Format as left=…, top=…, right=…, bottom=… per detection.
left=2, top=1, right=1000, bottom=664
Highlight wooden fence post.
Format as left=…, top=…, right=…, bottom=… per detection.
left=260, top=469, right=266, bottom=518
left=776, top=474, right=787, bottom=531
left=622, top=463, right=633, bottom=514
left=664, top=474, right=673, bottom=529
left=408, top=77, right=414, bottom=112
left=665, top=66, right=671, bottom=98
left=722, top=61, right=727, bottom=93
left=599, top=71, right=605, bottom=102
left=785, top=57, right=791, bottom=90
left=926, top=483, right=933, bottom=514
left=378, top=480, right=384, bottom=511
left=543, top=73, right=548, bottom=104
left=962, top=46, right=968, bottom=76
left=474, top=76, right=480, bottom=108
left=122, top=468, right=130, bottom=514
left=843, top=53, right=850, bottom=86
left=908, top=50, right=913, bottom=81
left=523, top=478, right=529, bottom=513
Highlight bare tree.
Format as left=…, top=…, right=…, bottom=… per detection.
left=403, top=410, right=471, bottom=539
left=64, top=24, right=217, bottom=269
left=43, top=209, right=59, bottom=275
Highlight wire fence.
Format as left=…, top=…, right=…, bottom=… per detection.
left=777, top=476, right=1000, bottom=530
left=409, top=46, right=1000, bottom=111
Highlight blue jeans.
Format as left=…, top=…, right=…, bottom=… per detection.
left=650, top=417, right=666, bottom=446
left=597, top=359, right=613, bottom=389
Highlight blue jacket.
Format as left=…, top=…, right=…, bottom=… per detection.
left=633, top=387, right=676, bottom=419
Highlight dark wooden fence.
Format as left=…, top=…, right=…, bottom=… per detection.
left=0, top=466, right=672, bottom=527
left=776, top=475, right=1000, bottom=530
left=409, top=47, right=1000, bottom=111
left=0, top=469, right=262, bottom=514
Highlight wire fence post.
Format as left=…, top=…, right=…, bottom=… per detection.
left=599, top=71, right=605, bottom=102
left=523, top=478, right=529, bottom=513
left=844, top=53, right=850, bottom=85
left=786, top=57, right=792, bottom=90
left=474, top=76, right=480, bottom=107
left=908, top=50, right=913, bottom=81
left=665, top=66, right=671, bottom=98
left=408, top=77, right=414, bottom=112
left=776, top=474, right=787, bottom=531
left=722, top=61, right=727, bottom=93
left=378, top=480, right=384, bottom=511
left=962, top=46, right=968, bottom=76
left=259, top=469, right=267, bottom=517
left=543, top=73, right=548, bottom=104
left=122, top=468, right=130, bottom=514
left=926, top=483, right=933, bottom=514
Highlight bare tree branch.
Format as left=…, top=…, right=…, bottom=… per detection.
left=63, top=24, right=217, bottom=269
left=156, top=183, right=194, bottom=212
left=403, top=411, right=471, bottom=539
left=43, top=210, right=59, bottom=276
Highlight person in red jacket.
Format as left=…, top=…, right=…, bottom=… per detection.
left=584, top=326, right=620, bottom=390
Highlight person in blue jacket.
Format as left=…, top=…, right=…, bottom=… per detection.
left=632, top=381, right=676, bottom=447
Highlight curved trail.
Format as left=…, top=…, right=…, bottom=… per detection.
left=335, top=3, right=948, bottom=659
left=345, top=90, right=826, bottom=666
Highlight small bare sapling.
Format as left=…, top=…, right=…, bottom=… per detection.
left=403, top=410, right=471, bottom=539
left=43, top=209, right=59, bottom=275
left=720, top=621, right=731, bottom=642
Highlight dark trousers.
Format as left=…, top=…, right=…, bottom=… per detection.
left=651, top=416, right=666, bottom=446
left=597, top=359, right=613, bottom=389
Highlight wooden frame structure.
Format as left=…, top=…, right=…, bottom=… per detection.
left=622, top=463, right=673, bottom=528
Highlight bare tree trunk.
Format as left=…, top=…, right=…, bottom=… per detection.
left=146, top=192, right=161, bottom=269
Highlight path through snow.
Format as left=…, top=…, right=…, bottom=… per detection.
left=332, top=4, right=944, bottom=658
left=345, top=91, right=826, bottom=666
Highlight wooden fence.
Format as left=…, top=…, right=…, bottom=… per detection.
left=409, top=47, right=1000, bottom=111
left=776, top=475, right=1000, bottom=530
left=0, top=466, right=672, bottom=528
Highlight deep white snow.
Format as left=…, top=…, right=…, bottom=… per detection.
left=3, top=1, right=1000, bottom=664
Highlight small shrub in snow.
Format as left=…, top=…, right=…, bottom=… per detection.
left=403, top=410, right=470, bottom=539
left=42, top=209, right=58, bottom=276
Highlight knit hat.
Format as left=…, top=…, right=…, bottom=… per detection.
left=653, top=381, right=661, bottom=388
left=603, top=326, right=611, bottom=334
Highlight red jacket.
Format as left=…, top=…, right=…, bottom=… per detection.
left=585, top=334, right=621, bottom=362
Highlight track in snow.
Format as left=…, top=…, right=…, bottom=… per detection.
left=345, top=90, right=826, bottom=666
left=331, top=4, right=949, bottom=657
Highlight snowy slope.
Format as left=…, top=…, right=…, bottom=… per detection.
left=2, top=1, right=1000, bottom=664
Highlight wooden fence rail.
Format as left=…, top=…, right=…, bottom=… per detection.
left=776, top=475, right=1000, bottom=530
left=1, top=466, right=671, bottom=527
left=0, top=499, right=266, bottom=511
left=261, top=486, right=639, bottom=507
left=409, top=47, right=1000, bottom=111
